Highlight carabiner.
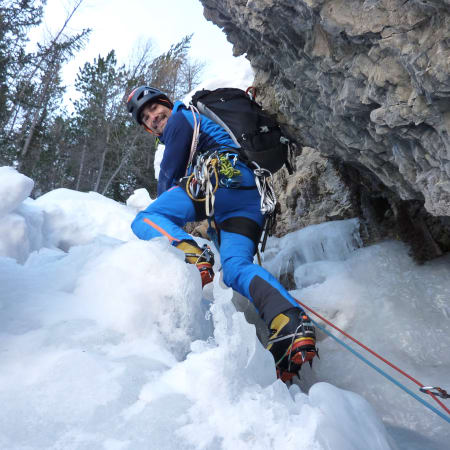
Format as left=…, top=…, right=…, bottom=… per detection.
left=419, top=386, right=450, bottom=399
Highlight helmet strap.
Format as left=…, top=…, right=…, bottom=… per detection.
left=143, top=123, right=162, bottom=137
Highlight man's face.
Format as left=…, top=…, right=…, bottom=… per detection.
left=140, top=102, right=172, bottom=135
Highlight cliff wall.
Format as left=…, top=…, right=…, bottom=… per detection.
left=199, top=0, right=450, bottom=259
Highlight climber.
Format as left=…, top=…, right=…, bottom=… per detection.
left=126, top=85, right=317, bottom=381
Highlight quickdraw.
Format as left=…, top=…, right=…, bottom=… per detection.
left=294, top=297, right=450, bottom=422
left=251, top=162, right=277, bottom=216
left=419, top=387, right=450, bottom=400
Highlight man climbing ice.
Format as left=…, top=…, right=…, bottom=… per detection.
left=126, top=85, right=317, bottom=381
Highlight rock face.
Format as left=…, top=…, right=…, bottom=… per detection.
left=273, top=147, right=356, bottom=236
left=199, top=0, right=450, bottom=258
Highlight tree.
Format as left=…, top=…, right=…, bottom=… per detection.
left=70, top=50, right=152, bottom=199
left=0, top=0, right=45, bottom=164
left=180, top=58, right=206, bottom=95
left=0, top=16, right=207, bottom=200
left=19, top=1, right=89, bottom=162
left=67, top=35, right=208, bottom=200
left=0, top=0, right=90, bottom=187
left=148, top=34, right=193, bottom=100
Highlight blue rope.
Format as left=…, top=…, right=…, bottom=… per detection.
left=311, top=318, right=450, bottom=424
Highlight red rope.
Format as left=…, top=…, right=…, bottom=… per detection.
left=294, top=298, right=450, bottom=416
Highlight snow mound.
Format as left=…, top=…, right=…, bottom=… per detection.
left=263, top=220, right=450, bottom=449
left=0, top=169, right=395, bottom=449
left=0, top=166, right=34, bottom=217
left=0, top=167, right=44, bottom=262
left=0, top=166, right=143, bottom=261
left=2, top=168, right=448, bottom=449
left=34, top=188, right=137, bottom=250
left=126, top=188, right=153, bottom=212
left=0, top=236, right=391, bottom=450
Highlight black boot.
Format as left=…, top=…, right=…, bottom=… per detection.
left=266, top=307, right=317, bottom=382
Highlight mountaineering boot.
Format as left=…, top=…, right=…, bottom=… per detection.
left=176, top=239, right=215, bottom=288
left=266, top=307, right=317, bottom=382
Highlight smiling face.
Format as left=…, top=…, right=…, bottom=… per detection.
left=140, top=102, right=172, bottom=135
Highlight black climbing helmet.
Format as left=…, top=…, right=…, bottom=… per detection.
left=126, top=86, right=173, bottom=125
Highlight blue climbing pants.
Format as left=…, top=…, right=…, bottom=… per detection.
left=131, top=164, right=298, bottom=324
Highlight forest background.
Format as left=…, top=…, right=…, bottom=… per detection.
left=0, top=0, right=206, bottom=200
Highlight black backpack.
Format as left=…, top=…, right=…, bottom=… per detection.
left=191, top=87, right=294, bottom=174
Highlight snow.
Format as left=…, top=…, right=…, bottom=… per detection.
left=126, top=188, right=153, bottom=212
left=34, top=188, right=137, bottom=250
left=264, top=223, right=450, bottom=449
left=0, top=166, right=34, bottom=217
left=154, top=144, right=165, bottom=180
left=0, top=166, right=449, bottom=449
left=0, top=168, right=43, bottom=263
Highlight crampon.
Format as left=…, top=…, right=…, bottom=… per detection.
left=276, top=343, right=319, bottom=383
left=196, top=260, right=214, bottom=287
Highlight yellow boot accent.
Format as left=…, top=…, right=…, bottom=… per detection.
left=266, top=313, right=290, bottom=351
left=175, top=240, right=215, bottom=287
left=176, top=240, right=203, bottom=264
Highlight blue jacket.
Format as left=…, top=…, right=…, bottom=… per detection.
left=157, top=101, right=239, bottom=196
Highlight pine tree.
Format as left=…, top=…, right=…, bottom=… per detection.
left=148, top=35, right=194, bottom=100
left=0, top=11, right=206, bottom=200
left=71, top=50, right=137, bottom=198
left=0, top=0, right=45, bottom=164
left=0, top=0, right=90, bottom=191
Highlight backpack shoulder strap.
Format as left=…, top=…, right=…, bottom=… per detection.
left=186, top=105, right=201, bottom=174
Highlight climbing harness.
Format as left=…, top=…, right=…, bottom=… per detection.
left=185, top=149, right=278, bottom=221
left=293, top=297, right=450, bottom=424
left=185, top=106, right=244, bottom=217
